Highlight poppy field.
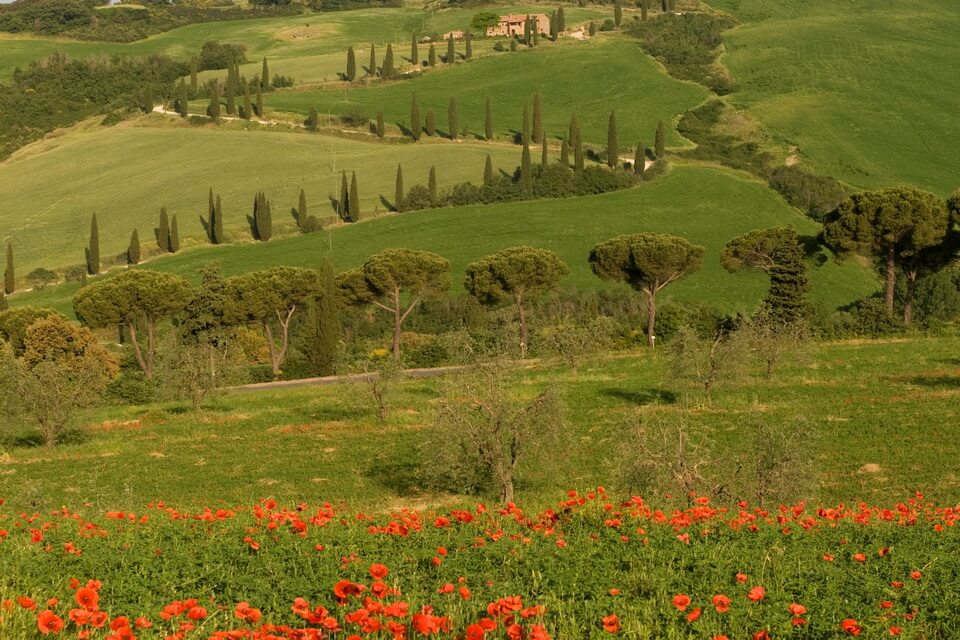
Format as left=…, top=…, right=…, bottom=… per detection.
left=1, top=489, right=958, bottom=639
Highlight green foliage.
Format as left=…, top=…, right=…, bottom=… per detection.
left=198, top=41, right=247, bottom=71
left=721, top=227, right=810, bottom=324
left=425, top=109, right=436, bottom=136
left=394, top=164, right=404, bottom=212
left=296, top=258, right=341, bottom=376
left=470, top=11, right=500, bottom=32
left=126, top=229, right=140, bottom=266
left=627, top=11, right=737, bottom=94
left=607, top=110, right=618, bottom=168
left=447, top=96, right=459, bottom=140
left=0, top=306, right=64, bottom=355
left=4, top=242, right=13, bottom=294
left=157, top=207, right=170, bottom=253
left=409, top=93, right=421, bottom=141
left=349, top=172, right=360, bottom=223
left=382, top=43, right=395, bottom=79
left=169, top=215, right=180, bottom=253
left=345, top=46, right=356, bottom=81
left=654, top=118, right=666, bottom=158
left=253, top=191, right=273, bottom=241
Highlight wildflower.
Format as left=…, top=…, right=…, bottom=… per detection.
left=672, top=594, right=691, bottom=612
left=602, top=614, right=620, bottom=633
left=841, top=619, right=863, bottom=635
left=75, top=587, right=99, bottom=612
left=735, top=573, right=748, bottom=583
left=910, top=571, right=922, bottom=580
left=18, top=597, right=37, bottom=610
left=747, top=586, right=765, bottom=602
left=187, top=606, right=207, bottom=620
left=37, top=610, right=65, bottom=634
left=712, top=595, right=730, bottom=613
left=686, top=607, right=702, bottom=622
left=369, top=564, right=389, bottom=580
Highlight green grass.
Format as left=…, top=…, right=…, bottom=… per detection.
left=710, top=0, right=960, bottom=196
left=0, top=5, right=611, bottom=81
left=9, top=163, right=878, bottom=317
left=262, top=37, right=709, bottom=148
left=0, top=119, right=527, bottom=274
left=2, top=337, right=957, bottom=511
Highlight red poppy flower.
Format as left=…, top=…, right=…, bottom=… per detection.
left=37, top=610, right=65, bottom=635
left=187, top=606, right=207, bottom=620
left=672, top=594, right=691, bottom=611
left=369, top=564, right=389, bottom=580
left=788, top=603, right=807, bottom=616
left=841, top=619, right=863, bottom=635
left=747, top=586, right=765, bottom=602
left=686, top=607, right=702, bottom=622
left=910, top=571, right=922, bottom=580
left=75, top=588, right=99, bottom=612
left=712, top=594, right=730, bottom=613
left=18, top=597, right=36, bottom=611
left=889, top=627, right=902, bottom=635
left=602, top=614, right=620, bottom=633
left=736, top=573, right=748, bottom=583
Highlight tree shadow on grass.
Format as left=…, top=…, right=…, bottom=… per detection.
left=908, top=374, right=960, bottom=389
left=599, top=388, right=677, bottom=406
left=935, top=357, right=960, bottom=367
left=363, top=440, right=425, bottom=497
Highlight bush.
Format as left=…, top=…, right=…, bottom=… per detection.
left=271, top=74, right=294, bottom=88
left=599, top=18, right=616, bottom=31
left=767, top=165, right=848, bottom=221
left=339, top=111, right=369, bottom=127
left=197, top=41, right=247, bottom=71
left=25, top=268, right=58, bottom=288
left=105, top=370, right=155, bottom=405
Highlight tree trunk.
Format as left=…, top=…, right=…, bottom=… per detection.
left=515, top=292, right=528, bottom=359
left=264, top=322, right=280, bottom=376
left=146, top=319, right=155, bottom=380
left=500, top=475, right=514, bottom=504
left=127, top=321, right=150, bottom=379
left=904, top=268, right=917, bottom=326
left=645, top=289, right=657, bottom=349
left=392, top=287, right=402, bottom=360
left=884, top=244, right=896, bottom=317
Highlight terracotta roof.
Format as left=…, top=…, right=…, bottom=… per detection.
left=500, top=13, right=548, bottom=22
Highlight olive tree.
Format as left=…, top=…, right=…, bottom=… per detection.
left=589, top=234, right=704, bottom=348
left=823, top=187, right=951, bottom=322
left=2, top=316, right=118, bottom=446
left=721, top=226, right=809, bottom=324
left=73, top=270, right=193, bottom=379
left=0, top=306, right=64, bottom=355
left=464, top=246, right=568, bottom=358
left=337, top=249, right=450, bottom=360
left=224, top=266, right=321, bottom=376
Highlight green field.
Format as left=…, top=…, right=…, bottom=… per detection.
left=0, top=5, right=611, bottom=81
left=9, top=163, right=878, bottom=317
left=710, top=0, right=960, bottom=196
left=0, top=120, right=529, bottom=274
left=2, top=337, right=957, bottom=510
left=260, top=36, right=708, bottom=148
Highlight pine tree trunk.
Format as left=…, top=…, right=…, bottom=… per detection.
left=646, top=289, right=657, bottom=349
left=391, top=287, right=402, bottom=359
left=515, top=292, right=528, bottom=359
left=884, top=244, right=896, bottom=316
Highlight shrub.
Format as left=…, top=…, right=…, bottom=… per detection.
left=197, top=41, right=247, bottom=71
left=271, top=74, right=294, bottom=88
left=105, top=370, right=155, bottom=405
left=25, top=268, right=58, bottom=288
left=339, top=111, right=369, bottom=127
left=599, top=18, right=616, bottom=31
left=767, top=165, right=848, bottom=221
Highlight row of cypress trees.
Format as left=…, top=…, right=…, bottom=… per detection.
left=345, top=32, right=476, bottom=83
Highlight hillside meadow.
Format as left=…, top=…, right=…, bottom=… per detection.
left=0, top=5, right=612, bottom=81
left=6, top=163, right=879, bottom=317
left=711, top=0, right=960, bottom=196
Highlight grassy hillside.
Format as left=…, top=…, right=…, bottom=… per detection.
left=9, top=164, right=878, bottom=317
left=710, top=0, right=960, bottom=196
left=261, top=37, right=708, bottom=148
left=0, top=120, right=527, bottom=274
left=2, top=337, right=957, bottom=510
left=0, top=5, right=611, bottom=81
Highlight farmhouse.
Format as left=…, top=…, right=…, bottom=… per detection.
left=486, top=14, right=550, bottom=37
left=441, top=30, right=465, bottom=40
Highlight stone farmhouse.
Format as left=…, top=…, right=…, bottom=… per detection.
left=486, top=14, right=550, bottom=37
left=441, top=30, right=465, bottom=40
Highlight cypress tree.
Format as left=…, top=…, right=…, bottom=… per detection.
left=410, top=93, right=421, bottom=141
left=208, top=82, right=221, bottom=120
left=225, top=71, right=236, bottom=115
left=4, top=242, right=13, bottom=294
left=141, top=85, right=153, bottom=113
left=348, top=172, right=360, bottom=222
left=532, top=92, right=543, bottom=143
left=510, top=36, right=518, bottom=51
left=368, top=44, right=377, bottom=76
left=428, top=43, right=436, bottom=67
left=307, top=107, right=319, bottom=130
left=634, top=141, right=646, bottom=176
left=158, top=207, right=170, bottom=251
left=560, top=137, right=570, bottom=167
left=169, top=215, right=180, bottom=252
left=190, top=57, right=198, bottom=95
left=261, top=57, right=270, bottom=88
left=574, top=130, right=584, bottom=173
left=522, top=103, right=530, bottom=144
left=213, top=195, right=224, bottom=244
left=615, top=0, right=623, bottom=28
left=395, top=164, right=404, bottom=212
left=550, top=11, right=558, bottom=40
left=661, top=0, right=667, bottom=12
left=346, top=46, right=357, bottom=81
left=425, top=109, right=436, bottom=136
left=557, top=6, right=566, bottom=31
left=524, top=16, right=531, bottom=45
left=484, top=96, right=493, bottom=141
left=339, top=171, right=349, bottom=220
left=641, top=0, right=648, bottom=21
left=520, top=142, right=532, bottom=195
left=376, top=110, right=385, bottom=137
left=177, top=80, right=189, bottom=118
left=607, top=110, right=619, bottom=168
left=298, top=188, right=307, bottom=229
left=383, top=43, right=395, bottom=79
left=541, top=136, right=548, bottom=167
left=260, top=195, right=272, bottom=240
left=87, top=213, right=100, bottom=276
left=127, top=229, right=140, bottom=266
left=446, top=34, right=455, bottom=64
left=589, top=21, right=596, bottom=36
left=242, top=86, right=252, bottom=120
left=655, top=118, right=666, bottom=158
left=465, top=32, right=473, bottom=60
left=448, top=96, right=459, bottom=140
left=483, top=154, right=494, bottom=186
left=568, top=112, right=579, bottom=147
left=304, top=257, right=341, bottom=376
left=410, top=34, right=419, bottom=65
left=255, top=84, right=264, bottom=118
left=428, top=166, right=437, bottom=204
left=532, top=23, right=539, bottom=46
left=207, top=187, right=215, bottom=242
